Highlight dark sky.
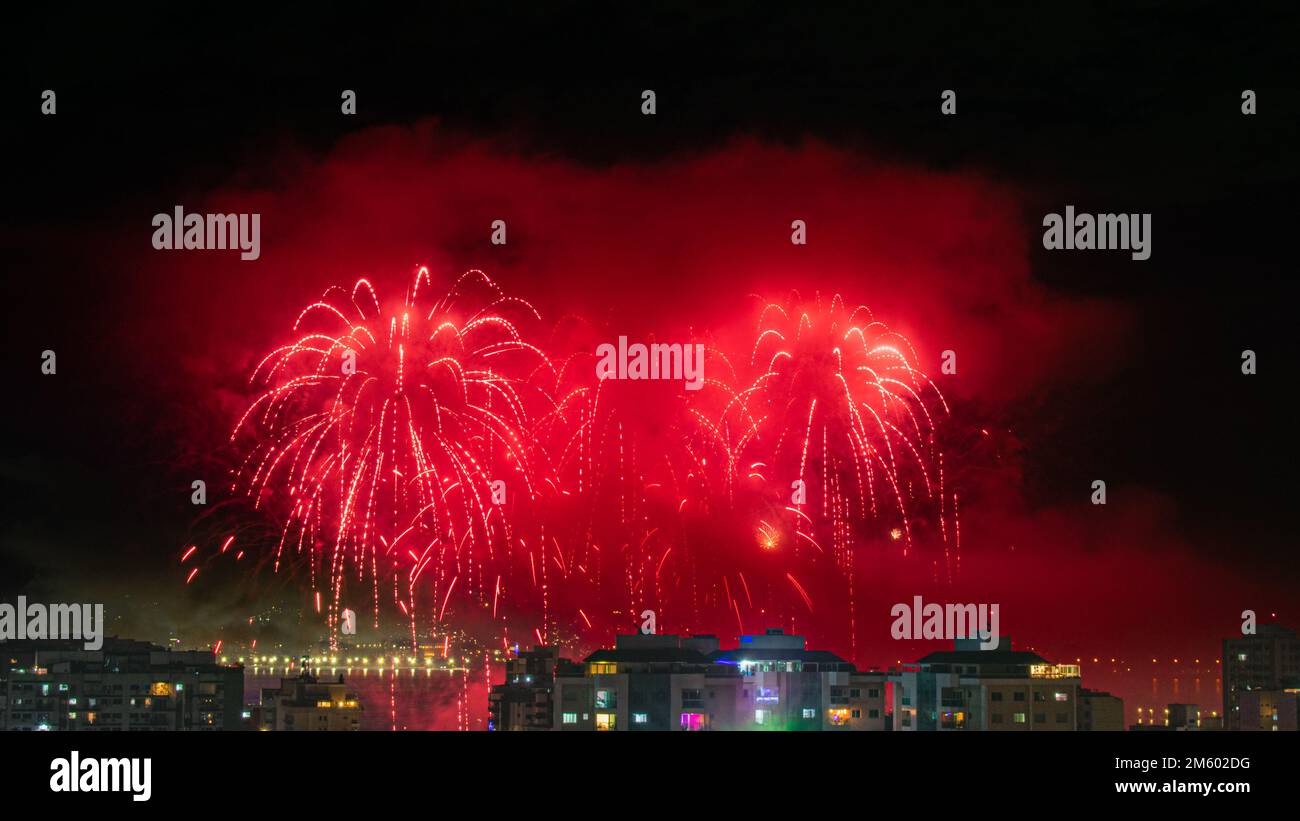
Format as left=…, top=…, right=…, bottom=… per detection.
left=3, top=5, right=1298, bottom=713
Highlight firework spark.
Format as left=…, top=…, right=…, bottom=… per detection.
left=230, top=267, right=550, bottom=639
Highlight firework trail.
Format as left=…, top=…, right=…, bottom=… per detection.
left=721, top=293, right=954, bottom=658
left=522, top=318, right=743, bottom=644
left=228, top=267, right=551, bottom=642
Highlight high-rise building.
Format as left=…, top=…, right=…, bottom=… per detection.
left=1237, top=689, right=1298, bottom=731
left=488, top=646, right=559, bottom=731
left=547, top=629, right=887, bottom=730
left=1, top=638, right=244, bottom=731
left=1222, top=623, right=1300, bottom=730
left=712, top=629, right=888, bottom=730
left=259, top=671, right=362, bottom=731
left=552, top=633, right=738, bottom=731
left=891, top=638, right=1080, bottom=731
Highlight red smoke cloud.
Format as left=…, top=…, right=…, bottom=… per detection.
left=109, top=122, right=1273, bottom=724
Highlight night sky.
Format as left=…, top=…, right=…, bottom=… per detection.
left=3, top=5, right=1298, bottom=721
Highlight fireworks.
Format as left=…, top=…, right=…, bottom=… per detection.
left=229, top=267, right=550, bottom=637
left=735, top=293, right=950, bottom=559
left=212, top=272, right=958, bottom=667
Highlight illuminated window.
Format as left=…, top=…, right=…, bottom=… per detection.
left=633, top=713, right=648, bottom=724
left=150, top=682, right=174, bottom=697
left=1013, top=712, right=1026, bottom=724
left=680, top=713, right=704, bottom=731
left=828, top=708, right=851, bottom=726
left=595, top=689, right=617, bottom=709
left=561, top=712, right=577, bottom=724
left=802, top=708, right=816, bottom=719
left=756, top=687, right=778, bottom=703
left=1055, top=692, right=1069, bottom=702
left=1237, top=653, right=1247, bottom=661
left=595, top=713, right=616, bottom=731
left=754, top=709, right=768, bottom=725
left=1029, top=663, right=1081, bottom=679
left=589, top=662, right=617, bottom=675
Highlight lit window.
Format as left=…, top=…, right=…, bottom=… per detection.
left=1013, top=712, right=1027, bottom=724
left=589, top=662, right=617, bottom=675
left=802, top=708, right=816, bottom=719
left=633, top=712, right=648, bottom=724
left=562, top=712, right=577, bottom=724
left=1055, top=692, right=1069, bottom=702
left=828, top=708, right=851, bottom=726
left=595, top=689, right=617, bottom=709
left=595, top=713, right=616, bottom=731
left=754, top=709, right=767, bottom=725
left=680, top=713, right=703, bottom=731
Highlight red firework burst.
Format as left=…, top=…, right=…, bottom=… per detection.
left=229, top=267, right=550, bottom=636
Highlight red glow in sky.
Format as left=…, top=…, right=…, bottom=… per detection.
left=104, top=122, right=1284, bottom=724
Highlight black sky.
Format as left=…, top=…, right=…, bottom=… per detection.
left=2, top=3, right=1297, bottom=617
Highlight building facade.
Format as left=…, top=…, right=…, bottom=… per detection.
left=1222, top=623, right=1300, bottom=730
left=2, top=638, right=243, bottom=731
left=1077, top=688, right=1125, bottom=731
left=546, top=629, right=887, bottom=731
left=259, top=672, right=362, bottom=731
left=1237, top=689, right=1299, bottom=731
left=488, top=646, right=558, bottom=731
left=891, top=639, right=1079, bottom=731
